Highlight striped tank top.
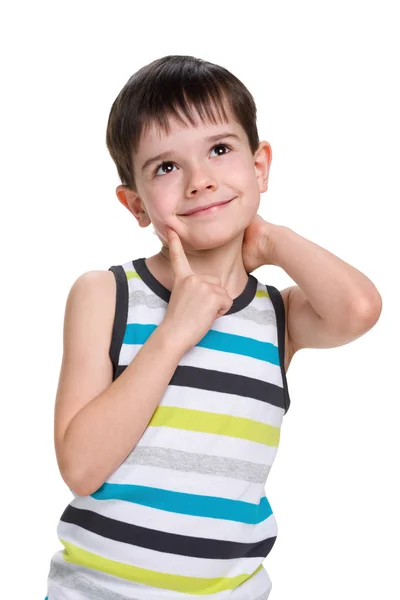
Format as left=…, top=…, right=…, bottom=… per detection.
left=45, top=257, right=291, bottom=600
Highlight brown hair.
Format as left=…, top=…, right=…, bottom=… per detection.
left=105, top=55, right=260, bottom=192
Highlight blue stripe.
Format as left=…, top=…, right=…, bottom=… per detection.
left=123, top=323, right=279, bottom=364
left=91, top=483, right=273, bottom=525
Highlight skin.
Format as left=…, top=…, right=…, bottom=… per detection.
left=115, top=102, right=272, bottom=302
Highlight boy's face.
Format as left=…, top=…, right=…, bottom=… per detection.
left=116, top=103, right=271, bottom=251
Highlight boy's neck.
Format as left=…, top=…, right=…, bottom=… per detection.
left=144, top=252, right=250, bottom=300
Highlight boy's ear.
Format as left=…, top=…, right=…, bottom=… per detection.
left=115, top=185, right=151, bottom=228
left=254, top=141, right=272, bottom=194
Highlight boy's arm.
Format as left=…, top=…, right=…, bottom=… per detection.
left=266, top=225, right=382, bottom=367
left=55, top=271, right=186, bottom=497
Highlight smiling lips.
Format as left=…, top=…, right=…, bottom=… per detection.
left=180, top=197, right=235, bottom=216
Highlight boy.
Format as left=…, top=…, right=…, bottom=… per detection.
left=44, top=55, right=382, bottom=600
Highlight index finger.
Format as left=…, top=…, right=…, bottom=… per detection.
left=166, top=227, right=193, bottom=280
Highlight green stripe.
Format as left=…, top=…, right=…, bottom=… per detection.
left=61, top=540, right=264, bottom=594
left=149, top=405, right=280, bottom=446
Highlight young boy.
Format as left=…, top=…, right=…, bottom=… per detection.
left=44, top=55, right=382, bottom=600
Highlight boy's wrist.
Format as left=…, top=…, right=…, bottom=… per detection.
left=155, top=322, right=189, bottom=359
left=261, top=222, right=285, bottom=267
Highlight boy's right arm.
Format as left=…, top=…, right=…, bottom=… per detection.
left=54, top=270, right=185, bottom=497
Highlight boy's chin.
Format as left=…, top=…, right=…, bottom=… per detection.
left=173, top=225, right=246, bottom=252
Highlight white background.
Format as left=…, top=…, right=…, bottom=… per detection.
left=1, top=1, right=398, bottom=598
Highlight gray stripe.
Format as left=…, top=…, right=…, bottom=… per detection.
left=237, top=305, right=277, bottom=326
left=254, top=588, right=272, bottom=600
left=49, top=559, right=140, bottom=600
left=124, top=446, right=271, bottom=484
left=128, top=289, right=167, bottom=309
left=128, top=288, right=276, bottom=327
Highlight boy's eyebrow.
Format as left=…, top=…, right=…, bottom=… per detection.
left=141, top=132, right=241, bottom=173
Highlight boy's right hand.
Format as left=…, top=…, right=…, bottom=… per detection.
left=160, top=227, right=233, bottom=354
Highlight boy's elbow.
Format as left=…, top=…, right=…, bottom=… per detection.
left=69, top=479, right=91, bottom=497
left=61, top=465, right=97, bottom=497
left=71, top=472, right=104, bottom=497
left=352, top=291, right=383, bottom=332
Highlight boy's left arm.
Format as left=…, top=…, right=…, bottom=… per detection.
left=263, top=224, right=383, bottom=370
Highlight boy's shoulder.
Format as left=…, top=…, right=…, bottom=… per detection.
left=67, top=270, right=117, bottom=314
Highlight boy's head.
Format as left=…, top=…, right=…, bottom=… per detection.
left=106, top=55, right=271, bottom=251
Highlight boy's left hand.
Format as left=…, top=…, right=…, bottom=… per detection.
left=242, top=214, right=276, bottom=273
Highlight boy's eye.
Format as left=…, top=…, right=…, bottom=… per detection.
left=153, top=143, right=232, bottom=177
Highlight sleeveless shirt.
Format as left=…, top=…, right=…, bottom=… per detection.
left=45, top=257, right=291, bottom=600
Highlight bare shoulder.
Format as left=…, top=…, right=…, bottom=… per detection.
left=61, top=269, right=117, bottom=375
left=54, top=270, right=117, bottom=482
left=66, top=269, right=116, bottom=315
left=68, top=269, right=116, bottom=296
left=62, top=270, right=117, bottom=358
left=280, top=286, right=296, bottom=374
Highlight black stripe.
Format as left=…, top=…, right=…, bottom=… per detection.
left=61, top=505, right=276, bottom=560
left=114, top=363, right=286, bottom=411
left=108, top=266, right=129, bottom=382
left=266, top=285, right=291, bottom=414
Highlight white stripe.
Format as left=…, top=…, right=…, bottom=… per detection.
left=159, top=385, right=285, bottom=426
left=180, top=346, right=283, bottom=385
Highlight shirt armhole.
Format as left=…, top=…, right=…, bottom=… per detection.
left=265, top=284, right=291, bottom=415
left=108, top=265, right=129, bottom=382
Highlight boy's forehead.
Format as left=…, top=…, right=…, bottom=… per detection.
left=139, top=105, right=244, bottom=149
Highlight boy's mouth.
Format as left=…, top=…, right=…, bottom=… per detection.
left=179, top=196, right=236, bottom=216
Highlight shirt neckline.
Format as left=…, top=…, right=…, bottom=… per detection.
left=132, top=257, right=258, bottom=316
